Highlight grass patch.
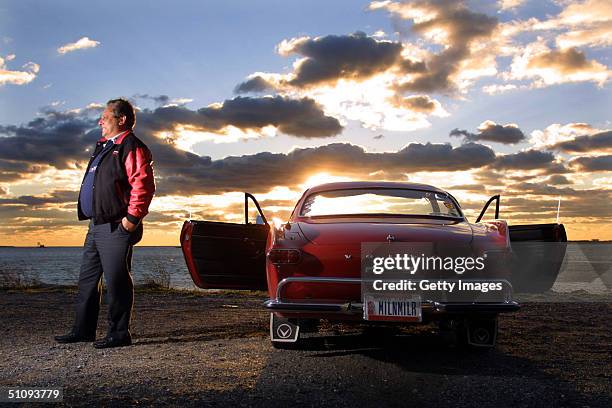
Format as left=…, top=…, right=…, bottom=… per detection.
left=0, top=265, right=43, bottom=289
left=141, top=261, right=171, bottom=289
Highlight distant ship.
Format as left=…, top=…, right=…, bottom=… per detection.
left=37, top=242, right=45, bottom=248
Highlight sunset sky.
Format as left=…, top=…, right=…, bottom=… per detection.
left=0, top=0, right=610, bottom=246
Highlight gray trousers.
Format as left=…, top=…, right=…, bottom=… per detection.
left=73, top=221, right=143, bottom=340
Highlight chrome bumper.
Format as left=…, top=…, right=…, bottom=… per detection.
left=264, top=276, right=520, bottom=315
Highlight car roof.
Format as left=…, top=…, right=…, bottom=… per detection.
left=305, top=181, right=448, bottom=194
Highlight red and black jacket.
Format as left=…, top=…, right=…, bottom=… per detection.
left=77, top=131, right=155, bottom=225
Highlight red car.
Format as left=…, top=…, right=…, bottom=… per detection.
left=181, top=182, right=566, bottom=348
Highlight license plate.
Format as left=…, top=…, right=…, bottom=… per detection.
left=363, top=295, right=422, bottom=322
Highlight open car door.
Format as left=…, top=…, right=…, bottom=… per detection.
left=477, top=195, right=568, bottom=292
left=180, top=193, right=269, bottom=290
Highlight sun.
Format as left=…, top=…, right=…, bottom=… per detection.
left=271, top=217, right=285, bottom=229
left=301, top=172, right=352, bottom=189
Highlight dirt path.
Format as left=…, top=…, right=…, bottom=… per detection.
left=0, top=288, right=610, bottom=407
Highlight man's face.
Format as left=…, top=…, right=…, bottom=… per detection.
left=98, top=107, right=123, bottom=138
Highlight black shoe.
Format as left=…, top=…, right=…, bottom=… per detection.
left=54, top=332, right=95, bottom=343
left=93, top=336, right=132, bottom=349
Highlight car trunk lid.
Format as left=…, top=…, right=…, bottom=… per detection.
left=297, top=217, right=473, bottom=246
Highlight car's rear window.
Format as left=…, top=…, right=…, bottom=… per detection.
left=300, top=188, right=461, bottom=218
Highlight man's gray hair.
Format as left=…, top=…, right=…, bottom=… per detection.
left=107, top=98, right=136, bottom=130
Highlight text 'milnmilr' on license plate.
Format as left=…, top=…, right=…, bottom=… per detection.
left=363, top=295, right=422, bottom=322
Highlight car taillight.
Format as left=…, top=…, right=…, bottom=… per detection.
left=268, top=249, right=301, bottom=264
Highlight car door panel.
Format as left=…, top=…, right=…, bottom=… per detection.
left=476, top=195, right=568, bottom=292
left=181, top=194, right=269, bottom=290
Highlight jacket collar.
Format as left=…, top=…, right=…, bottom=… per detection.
left=97, top=130, right=131, bottom=145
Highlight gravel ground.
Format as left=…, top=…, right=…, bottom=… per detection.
left=0, top=287, right=610, bottom=407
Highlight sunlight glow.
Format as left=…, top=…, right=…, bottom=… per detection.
left=272, top=217, right=284, bottom=228
left=300, top=172, right=353, bottom=189
left=301, top=190, right=460, bottom=217
left=297, top=74, right=447, bottom=132
left=171, top=124, right=278, bottom=149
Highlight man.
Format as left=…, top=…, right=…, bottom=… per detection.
left=55, top=98, right=155, bottom=348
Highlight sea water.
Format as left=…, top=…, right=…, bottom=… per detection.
left=0, top=246, right=195, bottom=289
left=0, top=244, right=610, bottom=294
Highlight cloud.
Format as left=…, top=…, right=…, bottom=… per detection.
left=136, top=94, right=171, bottom=105
left=556, top=22, right=612, bottom=49
left=389, top=94, right=442, bottom=114
left=483, top=1, right=612, bottom=92
left=371, top=0, right=499, bottom=93
left=408, top=169, right=612, bottom=229
left=458, top=172, right=612, bottom=226
left=529, top=47, right=607, bottom=75
left=2, top=102, right=611, bottom=240
left=0, top=97, right=342, bottom=189
left=144, top=96, right=343, bottom=140
left=0, top=160, right=47, bottom=182
left=0, top=103, right=495, bottom=196
left=529, top=122, right=600, bottom=148
left=498, top=1, right=612, bottom=49
left=543, top=0, right=612, bottom=49
left=508, top=41, right=609, bottom=87
left=277, top=31, right=403, bottom=88
left=495, top=149, right=556, bottom=170
left=0, top=190, right=77, bottom=206
left=152, top=141, right=496, bottom=196
left=14, top=104, right=602, bottom=203
left=451, top=120, right=526, bottom=144
left=545, top=175, right=573, bottom=185
left=0, top=110, right=98, bottom=169
left=235, top=41, right=448, bottom=132
left=199, top=96, right=342, bottom=138
left=569, top=155, right=612, bottom=172
left=234, top=74, right=279, bottom=94
left=549, top=130, right=612, bottom=153
left=592, top=176, right=612, bottom=187
left=134, top=94, right=193, bottom=107
left=499, top=195, right=612, bottom=223
left=504, top=183, right=609, bottom=202
left=57, top=37, right=100, bottom=55
left=498, top=0, right=526, bottom=11
left=233, top=2, right=540, bottom=132
left=235, top=32, right=403, bottom=93
left=0, top=55, right=39, bottom=86
left=481, top=84, right=518, bottom=94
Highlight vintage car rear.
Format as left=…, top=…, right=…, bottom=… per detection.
left=264, top=182, right=519, bottom=347
left=180, top=182, right=567, bottom=349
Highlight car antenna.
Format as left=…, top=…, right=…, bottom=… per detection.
left=556, top=197, right=561, bottom=224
